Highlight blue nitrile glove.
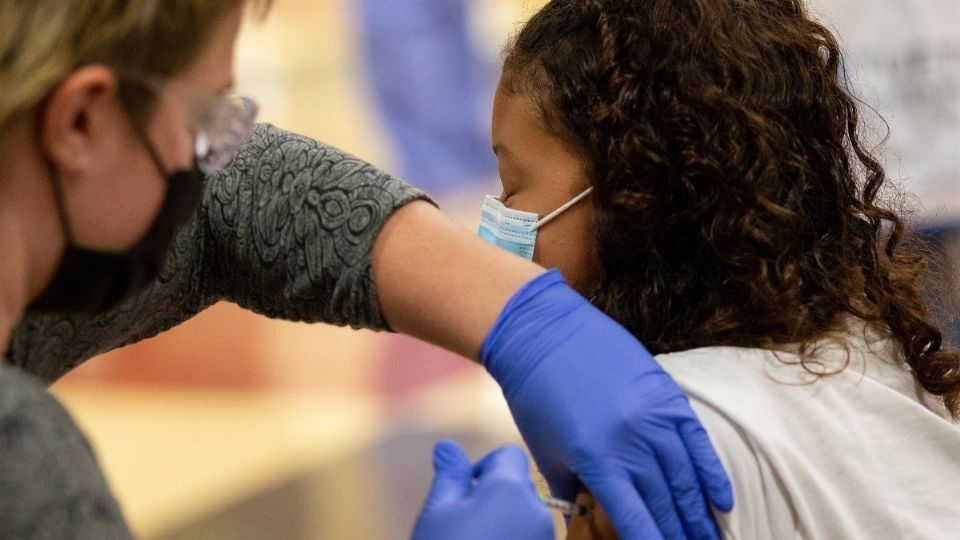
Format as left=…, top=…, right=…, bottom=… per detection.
left=411, top=439, right=554, bottom=540
left=481, top=270, right=734, bottom=540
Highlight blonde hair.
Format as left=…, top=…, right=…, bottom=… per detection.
left=0, top=0, right=272, bottom=132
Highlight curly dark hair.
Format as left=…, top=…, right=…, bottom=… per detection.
left=502, top=0, right=960, bottom=416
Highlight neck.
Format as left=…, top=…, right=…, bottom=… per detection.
left=0, top=115, right=67, bottom=350
left=0, top=203, right=30, bottom=353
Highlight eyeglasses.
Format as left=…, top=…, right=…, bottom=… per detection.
left=191, top=94, right=259, bottom=175
left=115, top=70, right=259, bottom=175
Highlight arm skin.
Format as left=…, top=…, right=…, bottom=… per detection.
left=371, top=199, right=542, bottom=360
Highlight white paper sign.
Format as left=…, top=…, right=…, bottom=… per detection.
left=807, top=0, right=960, bottom=220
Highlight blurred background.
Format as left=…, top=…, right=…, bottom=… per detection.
left=50, top=1, right=958, bottom=539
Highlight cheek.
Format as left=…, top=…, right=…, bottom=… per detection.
left=531, top=228, right=565, bottom=269
left=534, top=223, right=586, bottom=273
left=532, top=210, right=600, bottom=292
left=69, top=143, right=168, bottom=251
left=147, top=100, right=196, bottom=172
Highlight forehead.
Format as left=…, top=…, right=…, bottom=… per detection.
left=172, top=7, right=243, bottom=91
left=491, top=82, right=556, bottom=156
left=495, top=79, right=585, bottom=161
left=492, top=80, right=589, bottom=195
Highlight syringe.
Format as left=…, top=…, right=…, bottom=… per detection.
left=539, top=494, right=590, bottom=517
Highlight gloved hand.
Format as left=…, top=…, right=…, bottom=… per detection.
left=482, top=270, right=734, bottom=540
left=411, top=439, right=554, bottom=540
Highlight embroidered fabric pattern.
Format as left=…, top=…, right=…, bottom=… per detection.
left=5, top=123, right=431, bottom=382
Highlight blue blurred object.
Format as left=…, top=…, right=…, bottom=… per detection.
left=919, top=222, right=960, bottom=349
left=411, top=440, right=554, bottom=540
left=357, top=0, right=497, bottom=193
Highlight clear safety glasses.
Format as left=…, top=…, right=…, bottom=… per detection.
left=116, top=71, right=259, bottom=175
left=191, top=94, right=259, bottom=175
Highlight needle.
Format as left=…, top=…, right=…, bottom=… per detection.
left=540, top=494, right=590, bottom=517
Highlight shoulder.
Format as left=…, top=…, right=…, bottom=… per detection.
left=652, top=337, right=920, bottom=450
left=653, top=332, right=960, bottom=538
left=654, top=323, right=942, bottom=423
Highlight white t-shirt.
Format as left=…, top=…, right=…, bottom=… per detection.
left=657, top=325, right=960, bottom=539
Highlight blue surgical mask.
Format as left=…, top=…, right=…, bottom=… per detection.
left=478, top=187, right=594, bottom=260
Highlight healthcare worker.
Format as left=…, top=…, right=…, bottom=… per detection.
left=0, top=1, right=732, bottom=538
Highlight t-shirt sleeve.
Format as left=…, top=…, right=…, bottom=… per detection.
left=5, top=123, right=434, bottom=383
left=687, top=398, right=800, bottom=540
left=198, top=122, right=434, bottom=327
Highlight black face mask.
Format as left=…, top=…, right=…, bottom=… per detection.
left=27, top=143, right=205, bottom=315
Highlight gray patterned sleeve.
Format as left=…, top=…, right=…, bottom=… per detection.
left=5, top=123, right=433, bottom=383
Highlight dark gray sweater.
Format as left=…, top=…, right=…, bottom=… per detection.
left=1, top=123, right=429, bottom=538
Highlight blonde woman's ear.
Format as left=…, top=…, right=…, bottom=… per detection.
left=39, top=65, right=119, bottom=174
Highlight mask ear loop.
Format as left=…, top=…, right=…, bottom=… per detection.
left=531, top=187, right=594, bottom=231
left=35, top=88, right=78, bottom=248
left=112, top=69, right=179, bottom=178
left=41, top=159, right=76, bottom=247
left=124, top=106, right=176, bottom=179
